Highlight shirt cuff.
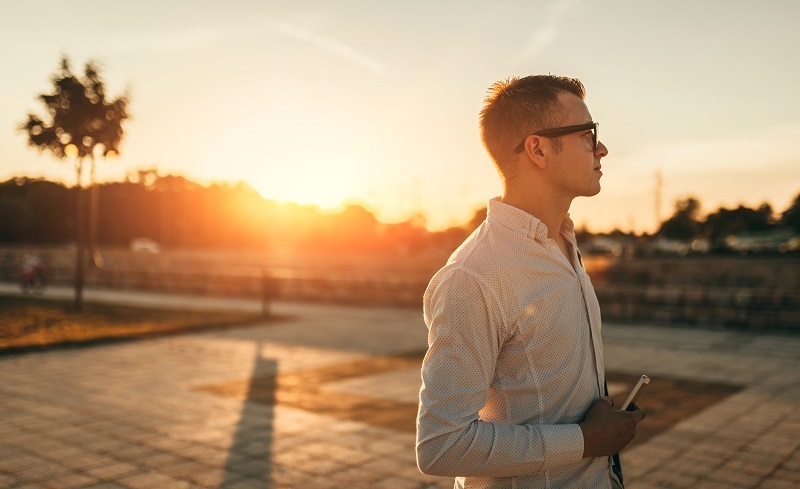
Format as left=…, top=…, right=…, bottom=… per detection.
left=539, top=424, right=585, bottom=470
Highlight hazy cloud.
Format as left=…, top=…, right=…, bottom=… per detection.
left=519, top=0, right=579, bottom=60
left=103, top=17, right=386, bottom=75
left=615, top=123, right=800, bottom=175
left=150, top=27, right=229, bottom=53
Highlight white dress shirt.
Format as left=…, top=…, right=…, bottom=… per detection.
left=416, top=198, right=621, bottom=489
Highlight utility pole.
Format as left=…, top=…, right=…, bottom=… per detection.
left=654, top=169, right=663, bottom=233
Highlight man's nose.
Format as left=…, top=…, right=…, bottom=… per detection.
left=596, top=141, right=609, bottom=157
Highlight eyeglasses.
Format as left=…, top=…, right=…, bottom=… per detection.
left=513, top=122, right=599, bottom=153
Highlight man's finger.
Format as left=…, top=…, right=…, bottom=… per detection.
left=628, top=405, right=646, bottom=422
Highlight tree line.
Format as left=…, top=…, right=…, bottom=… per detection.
left=0, top=173, right=461, bottom=254
left=2, top=173, right=798, bottom=254
left=655, top=195, right=800, bottom=243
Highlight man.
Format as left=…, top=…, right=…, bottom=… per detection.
left=416, top=75, right=645, bottom=489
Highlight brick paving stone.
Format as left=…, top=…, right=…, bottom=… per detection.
left=682, top=442, right=739, bottom=463
left=224, top=476, right=275, bottom=489
left=104, top=445, right=160, bottom=464
left=60, top=453, right=120, bottom=472
left=142, top=436, right=191, bottom=452
left=366, top=476, right=425, bottom=489
left=24, top=439, right=81, bottom=458
left=0, top=443, right=23, bottom=459
left=303, top=475, right=355, bottom=489
left=226, top=458, right=271, bottom=478
left=771, top=467, right=800, bottom=483
left=11, top=461, right=74, bottom=483
left=391, top=449, right=420, bottom=468
left=639, top=470, right=700, bottom=488
left=324, top=445, right=379, bottom=467
left=268, top=433, right=313, bottom=454
left=690, top=481, right=743, bottom=489
left=759, top=478, right=800, bottom=489
left=361, top=456, right=417, bottom=478
left=622, top=445, right=676, bottom=476
left=117, top=470, right=195, bottom=489
left=297, top=456, right=347, bottom=477
left=746, top=434, right=800, bottom=458
left=664, top=452, right=728, bottom=479
left=0, top=452, right=43, bottom=471
left=724, top=452, right=784, bottom=477
left=139, top=452, right=192, bottom=472
left=80, top=438, right=132, bottom=455
left=325, top=464, right=389, bottom=485
left=44, top=426, right=88, bottom=442
left=0, top=430, right=40, bottom=448
left=182, top=467, right=243, bottom=488
left=782, top=450, right=800, bottom=471
left=42, top=472, right=103, bottom=489
left=171, top=444, right=228, bottom=464
left=707, top=465, right=764, bottom=488
left=269, top=449, right=312, bottom=468
left=158, top=460, right=213, bottom=480
left=366, top=436, right=414, bottom=456
left=0, top=473, right=20, bottom=487
left=232, top=440, right=272, bottom=459
left=83, top=462, right=141, bottom=481
left=401, top=468, right=453, bottom=488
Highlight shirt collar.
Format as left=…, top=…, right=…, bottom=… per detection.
left=486, top=197, right=575, bottom=243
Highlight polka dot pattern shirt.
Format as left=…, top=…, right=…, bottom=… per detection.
left=416, top=198, right=620, bottom=489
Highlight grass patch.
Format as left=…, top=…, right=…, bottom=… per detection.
left=0, top=295, right=271, bottom=352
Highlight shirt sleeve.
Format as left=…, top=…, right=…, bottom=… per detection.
left=416, top=266, right=584, bottom=477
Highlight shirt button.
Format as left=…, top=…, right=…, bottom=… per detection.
left=548, top=245, right=557, bottom=252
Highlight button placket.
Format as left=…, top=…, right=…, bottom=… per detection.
left=576, top=261, right=604, bottom=398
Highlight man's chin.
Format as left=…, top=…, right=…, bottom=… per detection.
left=582, top=186, right=601, bottom=197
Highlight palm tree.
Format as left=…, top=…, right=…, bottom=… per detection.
left=19, top=55, right=129, bottom=310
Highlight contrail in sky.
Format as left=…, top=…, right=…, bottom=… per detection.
left=109, top=17, right=386, bottom=76
left=262, top=19, right=387, bottom=76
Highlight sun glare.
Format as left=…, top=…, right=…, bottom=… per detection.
left=248, top=163, right=363, bottom=209
left=209, top=108, right=372, bottom=210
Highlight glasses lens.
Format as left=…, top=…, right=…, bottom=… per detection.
left=593, top=125, right=598, bottom=150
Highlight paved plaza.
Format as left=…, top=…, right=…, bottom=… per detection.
left=0, top=284, right=799, bottom=488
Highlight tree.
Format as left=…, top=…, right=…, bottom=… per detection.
left=705, top=203, right=775, bottom=243
left=19, top=56, right=129, bottom=310
left=781, top=192, right=800, bottom=232
left=465, top=207, right=488, bottom=233
left=658, top=197, right=702, bottom=241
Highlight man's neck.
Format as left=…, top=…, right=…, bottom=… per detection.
left=500, top=189, right=572, bottom=240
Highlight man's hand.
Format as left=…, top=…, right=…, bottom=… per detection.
left=579, top=396, right=646, bottom=458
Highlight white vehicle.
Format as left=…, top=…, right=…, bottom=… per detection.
left=130, top=238, right=161, bottom=253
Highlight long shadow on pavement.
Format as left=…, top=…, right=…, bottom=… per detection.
left=220, top=341, right=276, bottom=488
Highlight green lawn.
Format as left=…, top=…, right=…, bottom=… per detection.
left=0, top=295, right=269, bottom=351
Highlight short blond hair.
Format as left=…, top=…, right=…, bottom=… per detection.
left=479, top=75, right=585, bottom=175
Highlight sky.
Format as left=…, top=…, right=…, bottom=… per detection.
left=1, top=0, right=799, bottom=233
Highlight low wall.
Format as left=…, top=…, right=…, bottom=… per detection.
left=2, top=247, right=798, bottom=331
left=596, top=257, right=800, bottom=331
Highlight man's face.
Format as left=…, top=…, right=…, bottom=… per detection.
left=547, top=92, right=609, bottom=198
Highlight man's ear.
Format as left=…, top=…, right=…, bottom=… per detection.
left=524, top=136, right=547, bottom=170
